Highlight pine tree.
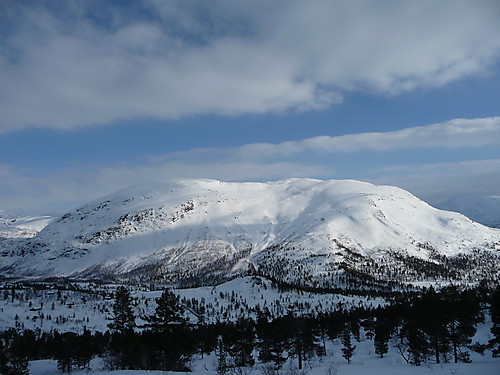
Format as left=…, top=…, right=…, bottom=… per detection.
left=419, top=289, right=449, bottom=364
left=0, top=339, right=8, bottom=375
left=349, top=319, right=361, bottom=342
left=490, top=285, right=500, bottom=357
left=341, top=328, right=355, bottom=364
left=0, top=331, right=30, bottom=375
left=288, top=317, right=315, bottom=370
left=216, top=336, right=229, bottom=375
left=107, top=287, right=136, bottom=370
left=444, top=288, right=482, bottom=363
left=75, top=327, right=93, bottom=369
left=256, top=317, right=288, bottom=369
left=6, top=356, right=29, bottom=375
left=145, top=289, right=186, bottom=332
left=144, top=290, right=195, bottom=371
left=401, top=319, right=429, bottom=366
left=374, top=319, right=391, bottom=358
left=227, top=318, right=255, bottom=369
left=108, top=286, right=135, bottom=335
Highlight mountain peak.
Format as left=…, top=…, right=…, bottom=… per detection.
left=1, top=178, right=499, bottom=290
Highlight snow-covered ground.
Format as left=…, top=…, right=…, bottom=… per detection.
left=28, top=321, right=500, bottom=375
left=2, top=277, right=499, bottom=374
left=0, top=277, right=385, bottom=333
left=0, top=209, right=54, bottom=239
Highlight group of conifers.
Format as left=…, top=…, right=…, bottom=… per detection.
left=1, top=283, right=499, bottom=374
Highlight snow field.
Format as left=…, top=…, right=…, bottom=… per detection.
left=0, top=277, right=385, bottom=333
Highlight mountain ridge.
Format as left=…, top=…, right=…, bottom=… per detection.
left=1, top=178, right=499, bottom=290
left=0, top=210, right=54, bottom=239
left=438, top=194, right=500, bottom=228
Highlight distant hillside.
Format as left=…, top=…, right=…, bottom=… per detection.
left=439, top=195, right=500, bottom=228
left=0, top=210, right=54, bottom=239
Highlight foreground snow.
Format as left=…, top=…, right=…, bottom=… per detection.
left=9, top=277, right=499, bottom=375
left=29, top=329, right=500, bottom=375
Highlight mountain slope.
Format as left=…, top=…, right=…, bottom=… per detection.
left=439, top=195, right=500, bottom=228
left=1, top=179, right=499, bottom=289
left=0, top=210, right=54, bottom=239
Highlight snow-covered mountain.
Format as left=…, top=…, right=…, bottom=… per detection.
left=1, top=179, right=499, bottom=289
left=0, top=210, right=54, bottom=239
left=438, top=195, right=500, bottom=229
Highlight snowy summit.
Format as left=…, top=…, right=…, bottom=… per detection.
left=1, top=178, right=499, bottom=289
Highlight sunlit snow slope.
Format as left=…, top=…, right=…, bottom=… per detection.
left=1, top=179, right=499, bottom=289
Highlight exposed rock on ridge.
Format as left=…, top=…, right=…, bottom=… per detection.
left=1, top=178, right=499, bottom=290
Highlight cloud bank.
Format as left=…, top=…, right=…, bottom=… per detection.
left=233, top=117, right=500, bottom=158
left=371, top=159, right=500, bottom=205
left=1, top=0, right=499, bottom=132
left=0, top=117, right=498, bottom=213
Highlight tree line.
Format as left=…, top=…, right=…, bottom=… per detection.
left=1, top=284, right=499, bottom=374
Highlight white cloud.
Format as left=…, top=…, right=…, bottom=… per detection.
left=0, top=160, right=332, bottom=214
left=2, top=156, right=499, bottom=215
left=1, top=117, right=498, bottom=213
left=229, top=117, right=500, bottom=158
left=369, top=159, right=500, bottom=205
left=145, top=117, right=500, bottom=164
left=1, top=0, right=499, bottom=132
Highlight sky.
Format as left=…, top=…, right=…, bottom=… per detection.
left=0, top=0, right=499, bottom=215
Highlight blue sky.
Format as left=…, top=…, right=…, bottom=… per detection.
left=0, top=0, right=499, bottom=214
